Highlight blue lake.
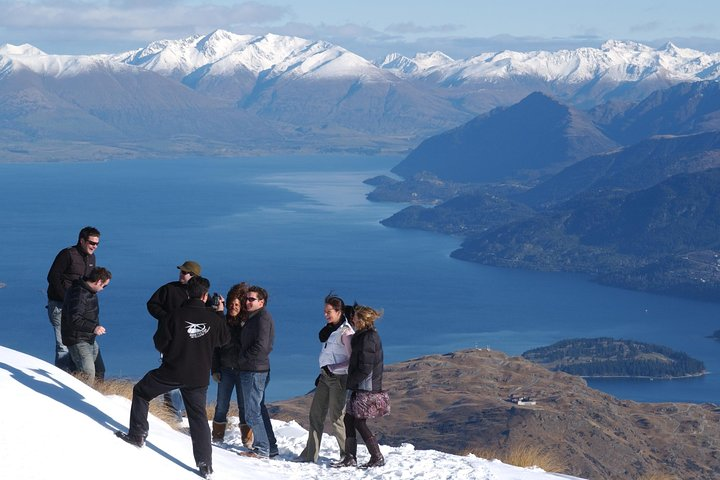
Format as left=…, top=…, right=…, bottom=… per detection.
left=1, top=155, right=719, bottom=404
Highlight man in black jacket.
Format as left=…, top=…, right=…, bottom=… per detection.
left=146, top=260, right=202, bottom=420
left=237, top=285, right=278, bottom=458
left=47, top=226, right=106, bottom=377
left=117, top=276, right=229, bottom=480
left=60, top=266, right=112, bottom=386
left=146, top=260, right=201, bottom=322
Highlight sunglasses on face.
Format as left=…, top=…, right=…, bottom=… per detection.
left=246, top=297, right=260, bottom=303
left=86, top=240, right=99, bottom=246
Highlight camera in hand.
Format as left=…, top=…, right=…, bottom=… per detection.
left=210, top=293, right=221, bottom=308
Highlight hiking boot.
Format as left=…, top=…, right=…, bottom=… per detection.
left=237, top=449, right=268, bottom=459
left=115, top=430, right=146, bottom=448
left=330, top=454, right=356, bottom=468
left=211, top=421, right=226, bottom=443
left=239, top=424, right=254, bottom=448
left=330, top=437, right=357, bottom=468
left=359, top=435, right=385, bottom=468
left=198, top=462, right=213, bottom=479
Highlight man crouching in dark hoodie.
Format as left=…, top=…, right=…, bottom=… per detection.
left=116, top=276, right=229, bottom=479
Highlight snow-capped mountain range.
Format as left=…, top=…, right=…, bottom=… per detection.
left=1, top=29, right=719, bottom=161
left=6, top=31, right=719, bottom=88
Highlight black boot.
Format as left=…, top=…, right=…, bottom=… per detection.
left=331, top=437, right=357, bottom=467
left=198, top=462, right=213, bottom=479
left=360, top=435, right=385, bottom=468
left=115, top=430, right=146, bottom=448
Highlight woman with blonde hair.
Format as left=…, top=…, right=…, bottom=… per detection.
left=332, top=304, right=389, bottom=469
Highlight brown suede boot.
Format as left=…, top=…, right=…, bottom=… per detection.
left=240, top=423, right=254, bottom=449
left=212, top=421, right=226, bottom=443
left=360, top=436, right=385, bottom=468
left=331, top=437, right=357, bottom=468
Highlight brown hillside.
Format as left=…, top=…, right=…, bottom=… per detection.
left=268, top=348, right=720, bottom=479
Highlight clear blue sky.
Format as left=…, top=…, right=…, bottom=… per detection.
left=2, top=0, right=720, bottom=59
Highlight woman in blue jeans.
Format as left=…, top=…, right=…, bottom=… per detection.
left=211, top=283, right=253, bottom=446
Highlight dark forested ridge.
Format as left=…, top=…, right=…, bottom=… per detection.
left=391, top=92, right=618, bottom=184
left=522, top=338, right=706, bottom=378
left=372, top=82, right=720, bottom=302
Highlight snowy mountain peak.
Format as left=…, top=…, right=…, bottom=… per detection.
left=600, top=39, right=652, bottom=52
left=377, top=51, right=454, bottom=77
left=0, top=43, right=47, bottom=56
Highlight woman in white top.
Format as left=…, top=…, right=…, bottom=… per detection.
left=295, top=294, right=354, bottom=463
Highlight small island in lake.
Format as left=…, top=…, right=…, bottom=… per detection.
left=522, top=338, right=705, bottom=379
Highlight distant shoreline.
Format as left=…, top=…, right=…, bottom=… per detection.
left=583, top=372, right=707, bottom=380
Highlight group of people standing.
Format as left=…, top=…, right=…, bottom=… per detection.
left=46, top=226, right=389, bottom=479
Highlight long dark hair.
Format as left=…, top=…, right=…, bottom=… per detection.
left=226, top=282, right=248, bottom=325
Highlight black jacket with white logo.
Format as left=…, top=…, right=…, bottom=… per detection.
left=153, top=298, right=230, bottom=386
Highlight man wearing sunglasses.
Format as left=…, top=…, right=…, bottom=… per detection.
left=46, top=226, right=106, bottom=380
left=236, top=285, right=278, bottom=458
left=146, top=259, right=203, bottom=421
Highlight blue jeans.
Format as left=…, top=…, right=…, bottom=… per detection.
left=48, top=300, right=106, bottom=380
left=68, top=341, right=99, bottom=385
left=213, top=368, right=246, bottom=424
left=48, top=300, right=73, bottom=371
left=164, top=389, right=185, bottom=421
left=240, top=371, right=277, bottom=457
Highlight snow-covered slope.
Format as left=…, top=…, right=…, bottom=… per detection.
left=0, top=345, right=584, bottom=480
left=0, top=43, right=132, bottom=78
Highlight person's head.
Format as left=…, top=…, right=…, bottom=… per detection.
left=77, top=226, right=101, bottom=255
left=324, top=293, right=345, bottom=324
left=245, top=286, right=268, bottom=313
left=187, top=276, right=210, bottom=300
left=85, top=266, right=111, bottom=293
left=352, top=305, right=383, bottom=331
left=227, top=282, right=248, bottom=318
left=177, top=260, right=202, bottom=284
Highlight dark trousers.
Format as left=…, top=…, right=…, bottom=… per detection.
left=129, top=369, right=211, bottom=467
left=344, top=413, right=373, bottom=444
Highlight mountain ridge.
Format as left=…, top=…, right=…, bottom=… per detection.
left=3, top=31, right=720, bottom=161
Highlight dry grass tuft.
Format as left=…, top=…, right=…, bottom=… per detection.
left=467, top=441, right=568, bottom=474
left=94, top=377, right=135, bottom=398
left=637, top=474, right=679, bottom=480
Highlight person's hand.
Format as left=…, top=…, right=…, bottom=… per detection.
left=212, top=372, right=221, bottom=383
left=94, top=326, right=106, bottom=335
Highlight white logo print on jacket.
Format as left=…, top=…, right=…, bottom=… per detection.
left=185, top=322, right=210, bottom=339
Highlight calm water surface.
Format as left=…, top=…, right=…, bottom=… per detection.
left=1, top=155, right=719, bottom=404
